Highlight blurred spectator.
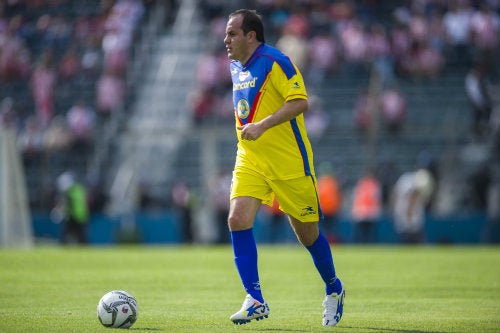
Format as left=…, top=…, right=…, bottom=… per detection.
left=466, top=163, right=491, bottom=211
left=96, top=68, right=125, bottom=115
left=213, top=90, right=235, bottom=122
left=87, top=178, right=108, bottom=214
left=469, top=3, right=500, bottom=80
left=0, top=15, right=30, bottom=81
left=400, top=40, right=444, bottom=78
left=58, top=43, right=82, bottom=82
left=366, top=23, right=393, bottom=86
left=317, top=162, right=343, bottom=243
left=208, top=14, right=228, bottom=45
left=81, top=35, right=103, bottom=79
left=351, top=168, right=382, bottom=243
left=45, top=14, right=72, bottom=50
left=353, top=89, right=376, bottom=136
left=102, top=0, right=145, bottom=76
left=276, top=13, right=309, bottom=72
left=308, top=1, right=332, bottom=36
left=53, top=171, right=90, bottom=244
left=304, top=94, right=330, bottom=141
left=442, top=0, right=473, bottom=68
left=102, top=25, right=130, bottom=77
left=171, top=181, right=195, bottom=243
left=73, top=14, right=103, bottom=45
left=0, top=96, right=20, bottom=130
left=337, top=18, right=368, bottom=73
left=408, top=8, right=428, bottom=45
left=66, top=99, right=96, bottom=156
left=390, top=21, right=412, bottom=74
left=307, top=24, right=339, bottom=89
left=427, top=7, right=446, bottom=58
left=391, top=168, right=435, bottom=244
left=17, top=115, right=44, bottom=163
left=30, top=49, right=57, bottom=126
left=380, top=85, right=407, bottom=134
left=195, top=47, right=229, bottom=91
left=188, top=87, right=216, bottom=125
left=376, top=159, right=400, bottom=206
left=491, top=98, right=500, bottom=152
left=465, top=61, right=492, bottom=140
left=209, top=170, right=232, bottom=244
left=42, top=115, right=73, bottom=152
left=481, top=175, right=500, bottom=243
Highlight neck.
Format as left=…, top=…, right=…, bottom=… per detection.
left=241, top=42, right=262, bottom=65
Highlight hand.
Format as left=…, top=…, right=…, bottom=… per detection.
left=237, top=122, right=265, bottom=141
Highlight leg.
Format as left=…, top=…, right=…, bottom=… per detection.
left=287, top=215, right=319, bottom=247
left=229, top=196, right=270, bottom=324
left=228, top=197, right=262, bottom=300
left=289, top=216, right=340, bottom=293
left=289, top=216, right=345, bottom=327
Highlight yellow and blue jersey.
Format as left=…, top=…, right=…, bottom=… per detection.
left=230, top=43, right=314, bottom=180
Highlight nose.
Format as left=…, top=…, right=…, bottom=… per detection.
left=224, top=35, right=230, bottom=45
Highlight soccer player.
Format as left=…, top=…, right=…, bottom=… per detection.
left=224, top=9, right=345, bottom=327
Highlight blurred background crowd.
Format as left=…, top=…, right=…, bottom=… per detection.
left=0, top=0, right=499, bottom=244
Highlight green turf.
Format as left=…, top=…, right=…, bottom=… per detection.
left=1, top=245, right=499, bottom=332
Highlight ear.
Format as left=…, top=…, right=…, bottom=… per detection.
left=246, top=30, right=257, bottom=42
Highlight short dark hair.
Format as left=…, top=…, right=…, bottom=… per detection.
left=229, top=9, right=265, bottom=43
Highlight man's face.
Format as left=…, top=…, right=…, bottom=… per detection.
left=224, top=15, right=250, bottom=62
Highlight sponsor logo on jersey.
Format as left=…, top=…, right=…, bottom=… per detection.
left=239, top=71, right=250, bottom=81
left=237, top=99, right=250, bottom=119
left=233, top=77, right=258, bottom=91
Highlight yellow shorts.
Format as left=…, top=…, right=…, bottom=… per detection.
left=230, top=168, right=322, bottom=222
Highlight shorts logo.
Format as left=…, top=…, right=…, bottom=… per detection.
left=300, top=206, right=316, bottom=216
left=237, top=99, right=250, bottom=119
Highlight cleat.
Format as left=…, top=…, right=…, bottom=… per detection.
left=230, top=294, right=270, bottom=324
left=322, top=280, right=345, bottom=327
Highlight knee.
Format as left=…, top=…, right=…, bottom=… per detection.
left=293, top=222, right=319, bottom=247
left=297, top=232, right=318, bottom=247
left=228, top=213, right=252, bottom=231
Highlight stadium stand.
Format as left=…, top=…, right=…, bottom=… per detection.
left=1, top=0, right=499, bottom=230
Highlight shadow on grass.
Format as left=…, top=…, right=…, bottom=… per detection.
left=130, top=328, right=163, bottom=331
left=248, top=328, right=318, bottom=333
left=343, top=326, right=452, bottom=333
left=248, top=326, right=453, bottom=333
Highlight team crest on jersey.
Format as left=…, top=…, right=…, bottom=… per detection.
left=239, top=71, right=250, bottom=81
left=237, top=99, right=250, bottom=119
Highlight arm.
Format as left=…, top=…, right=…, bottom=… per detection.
left=238, top=98, right=308, bottom=141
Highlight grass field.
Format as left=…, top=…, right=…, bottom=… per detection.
left=1, top=245, right=499, bottom=333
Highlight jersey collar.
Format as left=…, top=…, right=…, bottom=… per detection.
left=242, top=43, right=265, bottom=69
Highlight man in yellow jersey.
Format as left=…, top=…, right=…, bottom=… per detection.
left=224, top=9, right=344, bottom=327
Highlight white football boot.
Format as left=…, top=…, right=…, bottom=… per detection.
left=322, top=280, right=345, bottom=326
left=230, top=294, right=270, bottom=325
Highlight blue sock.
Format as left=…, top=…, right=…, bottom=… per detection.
left=231, top=228, right=264, bottom=303
left=306, top=231, right=342, bottom=295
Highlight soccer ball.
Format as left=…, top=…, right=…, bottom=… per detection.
left=97, top=290, right=138, bottom=328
